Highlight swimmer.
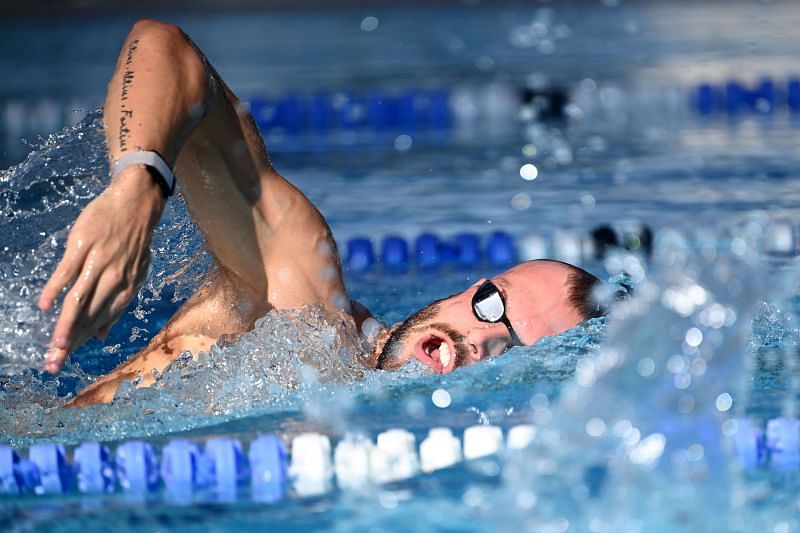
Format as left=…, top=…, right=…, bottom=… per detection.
left=36, top=20, right=602, bottom=406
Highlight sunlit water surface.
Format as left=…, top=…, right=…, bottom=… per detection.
left=2, top=4, right=800, bottom=531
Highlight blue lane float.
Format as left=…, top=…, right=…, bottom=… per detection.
left=205, top=438, right=249, bottom=500
left=453, top=233, right=480, bottom=268
left=694, top=77, right=799, bottom=116
left=161, top=439, right=205, bottom=500
left=0, top=446, right=22, bottom=495
left=696, top=83, right=716, bottom=115
left=249, top=435, right=287, bottom=503
left=766, top=417, right=800, bottom=469
left=6, top=78, right=800, bottom=160
left=343, top=219, right=799, bottom=274
left=0, top=449, right=41, bottom=496
left=115, top=440, right=158, bottom=494
left=15, top=460, right=39, bottom=494
left=29, top=443, right=70, bottom=495
left=724, top=81, right=745, bottom=113
left=788, top=78, right=800, bottom=112
left=246, top=88, right=452, bottom=135
left=381, top=235, right=409, bottom=270
left=486, top=231, right=516, bottom=266
left=735, top=417, right=800, bottom=470
left=1, top=417, right=799, bottom=504
left=1, top=425, right=523, bottom=501
left=756, top=77, right=776, bottom=113
left=74, top=441, right=114, bottom=494
left=346, top=237, right=374, bottom=272
left=415, top=233, right=442, bottom=270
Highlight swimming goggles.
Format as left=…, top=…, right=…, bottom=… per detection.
left=471, top=280, right=523, bottom=346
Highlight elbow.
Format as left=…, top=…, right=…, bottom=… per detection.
left=130, top=19, right=184, bottom=40
left=128, top=20, right=197, bottom=65
left=127, top=19, right=209, bottom=103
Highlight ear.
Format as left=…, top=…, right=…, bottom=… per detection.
left=368, top=322, right=401, bottom=367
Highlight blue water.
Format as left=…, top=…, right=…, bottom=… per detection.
left=2, top=2, right=800, bottom=531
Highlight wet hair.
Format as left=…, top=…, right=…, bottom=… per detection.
left=565, top=266, right=605, bottom=321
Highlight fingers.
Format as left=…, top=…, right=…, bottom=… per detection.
left=45, top=268, right=137, bottom=374
left=45, top=348, right=69, bottom=374
left=86, top=276, right=133, bottom=342
left=45, top=275, right=96, bottom=373
left=39, top=208, right=152, bottom=373
left=45, top=250, right=105, bottom=372
left=39, top=240, right=88, bottom=312
left=95, top=307, right=126, bottom=343
left=97, top=324, right=111, bottom=342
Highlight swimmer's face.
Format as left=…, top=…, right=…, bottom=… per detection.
left=371, top=260, right=589, bottom=373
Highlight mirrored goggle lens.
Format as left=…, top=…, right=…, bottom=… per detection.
left=474, top=290, right=505, bottom=322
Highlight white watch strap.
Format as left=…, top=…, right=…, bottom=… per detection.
left=111, top=150, right=175, bottom=196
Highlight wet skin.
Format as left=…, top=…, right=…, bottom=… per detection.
left=38, top=20, right=586, bottom=406
left=372, top=260, right=585, bottom=373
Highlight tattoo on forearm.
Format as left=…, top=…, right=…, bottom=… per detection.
left=118, top=39, right=139, bottom=152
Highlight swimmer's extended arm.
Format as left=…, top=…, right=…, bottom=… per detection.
left=39, top=20, right=348, bottom=378
left=38, top=21, right=214, bottom=373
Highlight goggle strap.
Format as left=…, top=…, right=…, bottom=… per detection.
left=501, top=316, right=523, bottom=346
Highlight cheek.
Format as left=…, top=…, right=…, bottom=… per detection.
left=516, top=319, right=547, bottom=345
left=369, top=325, right=400, bottom=367
left=486, top=337, right=510, bottom=357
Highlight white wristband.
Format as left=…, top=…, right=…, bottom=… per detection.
left=111, top=150, right=175, bottom=196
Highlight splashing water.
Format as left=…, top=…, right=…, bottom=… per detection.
left=0, top=112, right=108, bottom=372
left=0, top=111, right=611, bottom=451
left=1, top=99, right=799, bottom=532
left=0, top=303, right=371, bottom=447
left=0, top=111, right=210, bottom=376
left=495, top=263, right=759, bottom=530
left=311, top=247, right=798, bottom=532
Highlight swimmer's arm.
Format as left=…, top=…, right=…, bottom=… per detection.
left=38, top=20, right=214, bottom=373
left=100, top=20, right=211, bottom=169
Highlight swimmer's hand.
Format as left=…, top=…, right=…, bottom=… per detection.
left=38, top=167, right=166, bottom=373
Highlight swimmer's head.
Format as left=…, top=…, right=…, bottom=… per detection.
left=369, top=260, right=603, bottom=373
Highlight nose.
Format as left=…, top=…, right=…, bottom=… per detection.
left=467, top=323, right=511, bottom=359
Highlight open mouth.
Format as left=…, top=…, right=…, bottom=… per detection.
left=414, top=333, right=455, bottom=373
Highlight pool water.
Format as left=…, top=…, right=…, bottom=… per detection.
left=2, top=2, right=800, bottom=531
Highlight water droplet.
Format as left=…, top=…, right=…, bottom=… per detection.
left=519, top=163, right=539, bottom=181
left=716, top=392, right=733, bottom=412
left=360, top=16, right=379, bottom=32
left=432, top=388, right=451, bottom=408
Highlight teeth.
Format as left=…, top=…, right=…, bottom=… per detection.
left=439, top=342, right=451, bottom=368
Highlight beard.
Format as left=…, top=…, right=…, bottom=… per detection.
left=377, top=312, right=471, bottom=371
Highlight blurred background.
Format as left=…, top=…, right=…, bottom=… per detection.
left=1, top=0, right=798, bottom=168
left=3, top=4, right=800, bottom=529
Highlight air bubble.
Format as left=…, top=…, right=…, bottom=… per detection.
left=432, top=389, right=451, bottom=409
left=511, top=192, right=532, bottom=211
left=716, top=393, right=733, bottom=412
left=394, top=135, right=413, bottom=152
left=637, top=357, right=655, bottom=377
left=519, top=164, right=539, bottom=181
left=586, top=418, right=606, bottom=437
left=360, top=16, right=379, bottom=32
left=685, top=328, right=703, bottom=347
